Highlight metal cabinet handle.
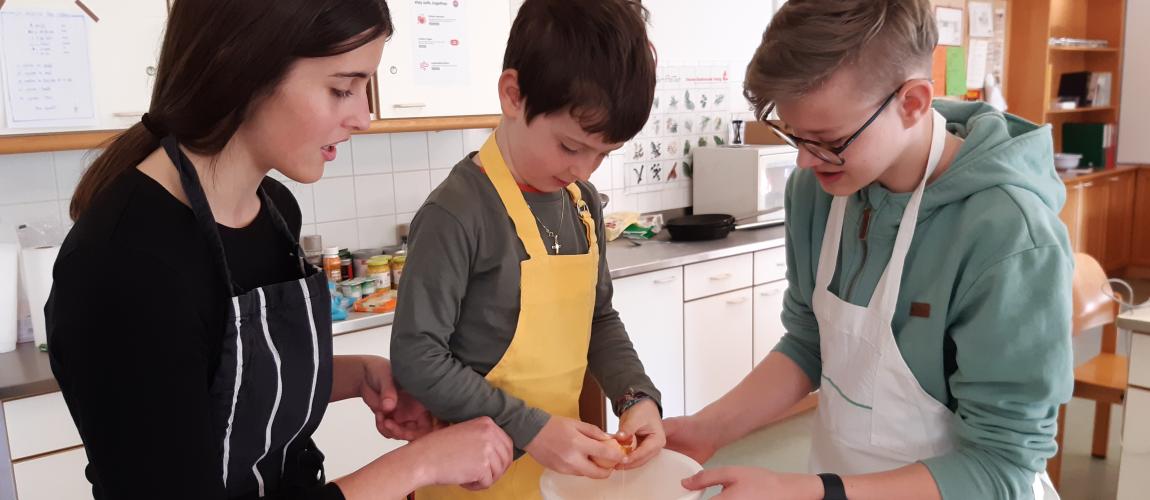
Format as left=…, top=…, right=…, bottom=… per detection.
left=709, top=273, right=733, bottom=281
left=726, top=296, right=748, bottom=305
left=653, top=276, right=678, bottom=285
left=392, top=103, right=427, bottom=109
left=760, top=289, right=782, bottom=297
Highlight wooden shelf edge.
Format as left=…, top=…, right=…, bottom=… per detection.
left=358, top=114, right=500, bottom=135
left=1061, top=166, right=1140, bottom=185
left=0, top=115, right=501, bottom=155
left=1049, top=46, right=1120, bottom=53
left=0, top=130, right=122, bottom=155
left=1046, top=106, right=1115, bottom=115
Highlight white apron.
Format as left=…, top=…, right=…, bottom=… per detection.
left=807, top=111, right=1058, bottom=499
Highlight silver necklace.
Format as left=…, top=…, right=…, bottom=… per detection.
left=534, top=193, right=567, bottom=254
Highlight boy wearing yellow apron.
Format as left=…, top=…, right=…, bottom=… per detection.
left=391, top=1, right=665, bottom=498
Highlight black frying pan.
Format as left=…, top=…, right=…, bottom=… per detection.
left=666, top=207, right=784, bottom=241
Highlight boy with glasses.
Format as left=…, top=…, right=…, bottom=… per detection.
left=665, top=1, right=1072, bottom=499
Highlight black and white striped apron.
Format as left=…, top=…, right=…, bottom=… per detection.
left=161, top=138, right=334, bottom=498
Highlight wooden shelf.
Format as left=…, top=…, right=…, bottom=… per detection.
left=1050, top=46, right=1120, bottom=53
left=0, top=114, right=501, bottom=155
left=1046, top=106, right=1115, bottom=115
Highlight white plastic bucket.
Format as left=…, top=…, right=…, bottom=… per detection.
left=540, top=449, right=705, bottom=500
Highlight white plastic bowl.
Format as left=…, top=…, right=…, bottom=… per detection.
left=1054, top=153, right=1082, bottom=170
left=540, top=450, right=705, bottom=500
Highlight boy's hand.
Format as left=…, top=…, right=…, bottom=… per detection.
left=615, top=399, right=665, bottom=470
left=353, top=356, right=436, bottom=441
left=377, top=390, right=438, bottom=441
left=524, top=416, right=622, bottom=479
left=664, top=415, right=720, bottom=465
left=682, top=467, right=822, bottom=499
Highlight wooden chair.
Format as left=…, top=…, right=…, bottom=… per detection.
left=1048, top=253, right=1128, bottom=488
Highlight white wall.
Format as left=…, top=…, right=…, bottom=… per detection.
left=1118, top=0, right=1150, bottom=164
left=0, top=129, right=687, bottom=249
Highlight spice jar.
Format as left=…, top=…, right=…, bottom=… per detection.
left=339, top=249, right=354, bottom=280
left=390, top=255, right=406, bottom=290
left=323, top=247, right=342, bottom=283
left=367, top=255, right=392, bottom=290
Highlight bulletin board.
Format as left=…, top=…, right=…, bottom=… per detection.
left=929, top=0, right=1011, bottom=100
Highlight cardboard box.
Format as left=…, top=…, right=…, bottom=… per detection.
left=744, top=120, right=789, bottom=146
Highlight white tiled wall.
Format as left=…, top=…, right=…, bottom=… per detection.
left=0, top=128, right=693, bottom=249
left=0, top=150, right=95, bottom=244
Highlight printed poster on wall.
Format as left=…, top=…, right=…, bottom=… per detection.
left=623, top=65, right=733, bottom=195
left=411, top=0, right=470, bottom=85
left=0, top=9, right=96, bottom=128
left=968, top=2, right=993, bottom=38
left=935, top=7, right=964, bottom=47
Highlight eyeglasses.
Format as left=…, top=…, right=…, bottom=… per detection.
left=758, top=84, right=904, bottom=166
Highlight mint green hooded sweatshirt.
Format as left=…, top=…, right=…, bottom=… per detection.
left=775, top=100, right=1074, bottom=499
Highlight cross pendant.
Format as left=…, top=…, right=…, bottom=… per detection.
left=552, top=237, right=562, bottom=253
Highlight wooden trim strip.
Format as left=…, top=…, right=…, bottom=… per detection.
left=11, top=444, right=85, bottom=465
left=74, top=0, right=98, bottom=22
left=0, top=131, right=121, bottom=155
left=0, top=115, right=500, bottom=154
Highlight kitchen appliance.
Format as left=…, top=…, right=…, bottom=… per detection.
left=665, top=207, right=785, bottom=242
left=692, top=144, right=797, bottom=229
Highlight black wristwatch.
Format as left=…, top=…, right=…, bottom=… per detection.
left=818, top=473, right=848, bottom=500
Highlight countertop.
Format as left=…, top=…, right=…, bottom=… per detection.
left=1058, top=164, right=1144, bottom=183
left=0, top=224, right=787, bottom=402
left=1117, top=307, right=1150, bottom=334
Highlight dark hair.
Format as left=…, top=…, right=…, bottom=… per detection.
left=743, top=0, right=937, bottom=116
left=70, top=0, right=394, bottom=220
left=504, top=0, right=656, bottom=144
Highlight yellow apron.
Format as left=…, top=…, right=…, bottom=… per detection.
left=416, top=133, right=600, bottom=500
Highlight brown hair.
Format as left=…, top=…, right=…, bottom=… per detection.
left=504, top=0, right=656, bottom=144
left=70, top=0, right=394, bottom=221
left=743, top=0, right=938, bottom=116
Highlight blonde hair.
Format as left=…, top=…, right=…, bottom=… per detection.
left=743, top=0, right=937, bottom=115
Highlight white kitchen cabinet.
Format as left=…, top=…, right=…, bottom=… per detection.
left=12, top=447, right=92, bottom=500
left=0, top=0, right=169, bottom=136
left=684, top=288, right=754, bottom=415
left=373, top=0, right=511, bottom=119
left=1118, top=387, right=1150, bottom=499
left=607, top=268, right=685, bottom=431
left=753, top=247, right=787, bottom=285
left=753, top=280, right=788, bottom=366
left=312, top=326, right=406, bottom=480
left=1131, top=333, right=1150, bottom=389
left=684, top=254, right=754, bottom=301
left=3, top=392, right=83, bottom=461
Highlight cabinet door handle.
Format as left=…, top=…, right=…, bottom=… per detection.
left=653, top=276, right=678, bottom=284
left=709, top=272, right=733, bottom=281
left=1110, top=177, right=1121, bottom=183
left=726, top=296, right=748, bottom=305
left=392, top=103, right=427, bottom=109
left=775, top=262, right=786, bottom=268
left=1081, top=182, right=1094, bottom=188
left=760, top=289, right=782, bottom=297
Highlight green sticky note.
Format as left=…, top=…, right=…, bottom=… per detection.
left=946, top=46, right=967, bottom=96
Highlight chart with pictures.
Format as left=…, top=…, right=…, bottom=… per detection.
left=621, top=64, right=732, bottom=196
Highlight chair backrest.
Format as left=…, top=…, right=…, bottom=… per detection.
left=1072, top=253, right=1117, bottom=336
